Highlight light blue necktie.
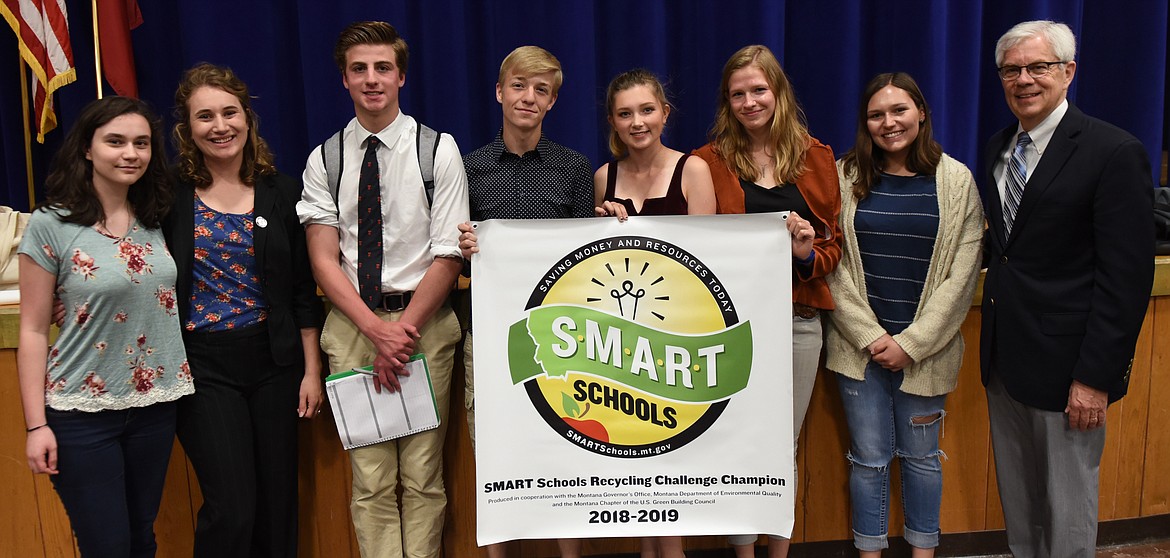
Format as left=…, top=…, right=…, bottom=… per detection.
left=1003, top=131, right=1031, bottom=236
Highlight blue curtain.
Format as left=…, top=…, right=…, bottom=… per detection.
left=2, top=0, right=1167, bottom=211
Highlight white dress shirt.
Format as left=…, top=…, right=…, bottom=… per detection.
left=994, top=99, right=1069, bottom=204
left=298, top=113, right=469, bottom=293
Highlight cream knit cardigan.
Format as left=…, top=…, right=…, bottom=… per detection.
left=825, top=154, right=984, bottom=397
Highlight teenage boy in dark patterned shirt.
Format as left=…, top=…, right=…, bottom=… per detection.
left=456, top=45, right=593, bottom=558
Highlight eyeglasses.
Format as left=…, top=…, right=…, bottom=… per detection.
left=997, top=61, right=1068, bottom=81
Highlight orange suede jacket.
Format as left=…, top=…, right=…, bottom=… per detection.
left=693, top=139, right=842, bottom=310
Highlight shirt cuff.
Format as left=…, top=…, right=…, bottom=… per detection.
left=795, top=250, right=815, bottom=266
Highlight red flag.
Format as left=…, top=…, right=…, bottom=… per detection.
left=96, top=0, right=141, bottom=98
left=1, top=0, right=77, bottom=142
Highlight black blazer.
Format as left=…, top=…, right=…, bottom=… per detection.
left=163, top=172, right=324, bottom=367
left=979, top=104, right=1154, bottom=412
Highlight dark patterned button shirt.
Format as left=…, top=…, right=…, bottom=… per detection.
left=462, top=131, right=595, bottom=221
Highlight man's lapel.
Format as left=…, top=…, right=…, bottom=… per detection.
left=1007, top=106, right=1083, bottom=244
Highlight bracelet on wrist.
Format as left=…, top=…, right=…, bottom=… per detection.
left=26, top=423, right=48, bottom=433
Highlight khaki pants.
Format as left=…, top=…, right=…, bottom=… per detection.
left=453, top=290, right=476, bottom=448
left=463, top=330, right=476, bottom=447
left=729, top=313, right=822, bottom=546
left=320, top=304, right=461, bottom=558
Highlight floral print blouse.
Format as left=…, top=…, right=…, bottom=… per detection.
left=188, top=196, right=268, bottom=331
left=19, top=208, right=193, bottom=412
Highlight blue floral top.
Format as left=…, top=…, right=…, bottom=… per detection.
left=18, top=207, right=193, bottom=412
left=188, top=196, right=268, bottom=331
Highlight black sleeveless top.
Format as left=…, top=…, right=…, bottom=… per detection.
left=603, top=154, right=691, bottom=216
left=739, top=178, right=813, bottom=218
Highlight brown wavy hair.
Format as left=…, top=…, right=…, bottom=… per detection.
left=173, top=63, right=276, bottom=187
left=709, top=45, right=809, bottom=184
left=40, top=96, right=171, bottom=228
left=839, top=72, right=942, bottom=199
left=604, top=68, right=671, bottom=159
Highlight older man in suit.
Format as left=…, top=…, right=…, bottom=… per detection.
left=980, top=20, right=1154, bottom=558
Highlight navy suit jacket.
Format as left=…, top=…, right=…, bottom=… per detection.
left=979, top=104, right=1154, bottom=412
left=163, top=172, right=323, bottom=367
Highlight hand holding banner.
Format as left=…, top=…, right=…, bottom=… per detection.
left=471, top=214, right=796, bottom=545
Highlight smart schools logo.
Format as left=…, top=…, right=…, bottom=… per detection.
left=508, top=236, right=752, bottom=458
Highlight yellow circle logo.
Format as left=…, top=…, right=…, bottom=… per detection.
left=507, top=236, right=753, bottom=458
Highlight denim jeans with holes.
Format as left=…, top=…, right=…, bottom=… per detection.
left=836, top=361, right=947, bottom=551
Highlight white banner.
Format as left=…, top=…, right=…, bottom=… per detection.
left=471, top=213, right=794, bottom=545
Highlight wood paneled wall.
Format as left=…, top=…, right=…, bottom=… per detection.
left=2, top=294, right=1168, bottom=557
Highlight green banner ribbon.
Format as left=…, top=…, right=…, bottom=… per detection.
left=508, top=305, right=752, bottom=403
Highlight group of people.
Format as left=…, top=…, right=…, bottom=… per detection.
left=16, top=16, right=1153, bottom=558
left=19, top=62, right=324, bottom=558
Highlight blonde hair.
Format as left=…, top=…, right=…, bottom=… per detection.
left=709, top=45, right=809, bottom=183
left=498, top=46, right=563, bottom=95
left=604, top=69, right=670, bottom=159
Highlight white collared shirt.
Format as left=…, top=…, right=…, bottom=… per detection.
left=298, top=113, right=469, bottom=293
left=994, top=99, right=1069, bottom=203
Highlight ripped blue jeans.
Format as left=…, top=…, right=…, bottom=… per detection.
left=837, top=362, right=946, bottom=551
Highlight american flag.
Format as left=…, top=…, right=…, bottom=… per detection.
left=1, top=0, right=76, bottom=142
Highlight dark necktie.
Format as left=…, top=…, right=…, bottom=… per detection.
left=358, top=136, right=382, bottom=310
left=1002, top=131, right=1032, bottom=236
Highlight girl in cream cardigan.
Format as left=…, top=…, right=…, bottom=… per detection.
left=826, top=72, right=983, bottom=558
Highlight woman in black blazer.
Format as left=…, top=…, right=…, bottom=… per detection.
left=164, top=63, right=323, bottom=558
